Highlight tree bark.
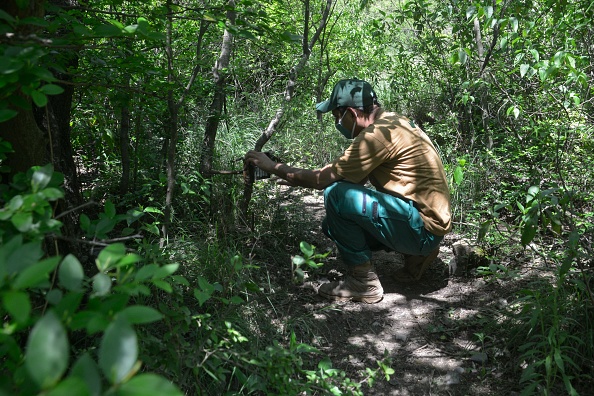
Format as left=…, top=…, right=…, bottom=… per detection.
left=240, top=0, right=334, bottom=221
left=0, top=0, right=47, bottom=178
left=119, top=101, right=131, bottom=195
left=199, top=1, right=236, bottom=177
left=160, top=8, right=208, bottom=244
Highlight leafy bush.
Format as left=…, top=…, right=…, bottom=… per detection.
left=0, top=165, right=183, bottom=395
left=0, top=163, right=380, bottom=395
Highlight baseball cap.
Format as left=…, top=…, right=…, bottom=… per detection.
left=315, top=78, right=377, bottom=113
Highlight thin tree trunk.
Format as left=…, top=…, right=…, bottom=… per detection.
left=120, top=101, right=130, bottom=194
left=199, top=1, right=236, bottom=176
left=240, top=0, right=333, bottom=221
left=160, top=5, right=209, bottom=245
left=161, top=0, right=178, bottom=246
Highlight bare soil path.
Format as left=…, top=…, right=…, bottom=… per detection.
left=257, top=188, right=522, bottom=395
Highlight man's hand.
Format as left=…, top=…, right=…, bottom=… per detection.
left=244, top=150, right=342, bottom=189
left=244, top=150, right=276, bottom=173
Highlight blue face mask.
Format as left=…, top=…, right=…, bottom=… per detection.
left=335, top=110, right=357, bottom=139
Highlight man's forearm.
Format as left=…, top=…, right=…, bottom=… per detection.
left=271, top=163, right=320, bottom=189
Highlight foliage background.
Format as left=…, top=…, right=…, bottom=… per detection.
left=1, top=0, right=593, bottom=394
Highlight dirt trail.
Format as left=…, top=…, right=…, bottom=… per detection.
left=266, top=188, right=519, bottom=395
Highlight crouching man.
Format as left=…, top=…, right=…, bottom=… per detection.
left=245, top=78, right=451, bottom=303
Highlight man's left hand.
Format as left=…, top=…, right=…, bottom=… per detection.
left=245, top=150, right=276, bottom=173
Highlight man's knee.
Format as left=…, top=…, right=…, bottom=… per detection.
left=323, top=181, right=343, bottom=204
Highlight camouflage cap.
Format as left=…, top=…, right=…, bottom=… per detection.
left=315, top=78, right=377, bottom=113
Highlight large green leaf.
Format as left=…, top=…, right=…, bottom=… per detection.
left=0, top=108, right=18, bottom=122
left=98, top=317, right=138, bottom=385
left=45, top=377, right=89, bottom=396
left=3, top=236, right=44, bottom=276
left=71, top=353, right=102, bottom=396
left=2, top=290, right=31, bottom=324
left=115, top=374, right=183, bottom=396
left=59, top=254, right=85, bottom=291
left=39, top=84, right=64, bottom=95
left=14, top=256, right=60, bottom=290
left=96, top=243, right=126, bottom=271
left=31, top=164, right=54, bottom=193
left=92, top=273, right=112, bottom=297
left=25, top=311, right=69, bottom=389
left=119, top=305, right=163, bottom=324
left=10, top=211, right=33, bottom=232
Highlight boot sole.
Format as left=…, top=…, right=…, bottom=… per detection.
left=318, top=291, right=383, bottom=304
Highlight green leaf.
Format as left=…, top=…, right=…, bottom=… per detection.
left=521, top=224, right=537, bottom=246
left=478, top=220, right=491, bottom=242
left=526, top=186, right=540, bottom=203
left=41, top=187, right=65, bottom=200
left=513, top=107, right=520, bottom=119
left=292, top=255, right=306, bottom=266
left=153, top=279, right=172, bottom=292
left=59, top=254, right=85, bottom=291
left=39, top=84, right=64, bottom=95
left=46, top=289, right=63, bottom=305
left=453, top=166, right=464, bottom=185
left=31, top=164, right=54, bottom=192
left=117, top=253, right=143, bottom=268
left=96, top=243, right=126, bottom=271
left=458, top=49, right=468, bottom=65
left=119, top=305, right=163, bottom=324
left=95, top=218, right=117, bottom=237
left=92, top=273, right=112, bottom=297
left=105, top=200, right=116, bottom=219
left=0, top=108, right=18, bottom=122
left=115, top=373, right=183, bottom=396
left=45, top=377, right=90, bottom=396
left=554, top=348, right=565, bottom=373
left=2, top=290, right=31, bottom=324
left=11, top=211, right=33, bottom=232
left=71, top=353, right=102, bottom=396
left=520, top=64, right=530, bottom=78
left=99, top=317, right=138, bottom=385
left=25, top=311, right=69, bottom=389
left=134, top=264, right=158, bottom=281
left=0, top=56, right=24, bottom=74
left=299, top=241, right=314, bottom=257
left=94, top=24, right=123, bottom=37
left=1, top=236, right=41, bottom=277
left=194, top=288, right=211, bottom=306
left=143, top=206, right=163, bottom=214
left=31, top=90, right=48, bottom=107
left=80, top=213, right=91, bottom=231
left=14, top=256, right=60, bottom=290
left=153, top=263, right=179, bottom=279
left=0, top=9, right=17, bottom=24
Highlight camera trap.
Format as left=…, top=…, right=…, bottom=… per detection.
left=252, top=151, right=280, bottom=180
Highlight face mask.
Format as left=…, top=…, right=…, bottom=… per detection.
left=335, top=110, right=357, bottom=139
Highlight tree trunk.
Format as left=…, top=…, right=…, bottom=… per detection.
left=161, top=0, right=178, bottom=245
left=240, top=0, right=333, bottom=221
left=199, top=0, right=236, bottom=177
left=0, top=109, right=47, bottom=177
left=120, top=100, right=131, bottom=195
left=0, top=0, right=47, bottom=178
left=36, top=1, right=84, bottom=259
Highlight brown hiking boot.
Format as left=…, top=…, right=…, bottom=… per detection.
left=318, top=261, right=384, bottom=304
left=393, top=247, right=440, bottom=282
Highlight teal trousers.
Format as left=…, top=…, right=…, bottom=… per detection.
left=322, top=181, right=442, bottom=266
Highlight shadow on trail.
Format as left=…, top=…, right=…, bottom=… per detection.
left=252, top=187, right=526, bottom=395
